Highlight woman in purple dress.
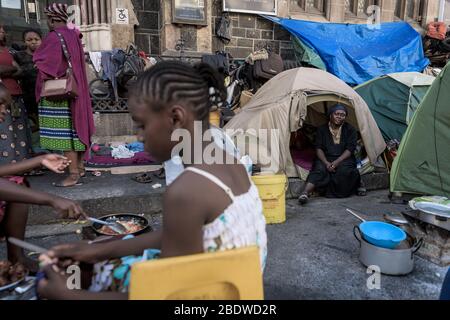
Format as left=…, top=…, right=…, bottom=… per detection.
left=34, top=3, right=95, bottom=187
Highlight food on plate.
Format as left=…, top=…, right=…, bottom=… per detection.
left=98, top=219, right=145, bottom=235
left=0, top=261, right=27, bottom=288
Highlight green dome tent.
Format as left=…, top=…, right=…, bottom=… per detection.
left=390, top=64, right=450, bottom=197
left=355, top=72, right=435, bottom=142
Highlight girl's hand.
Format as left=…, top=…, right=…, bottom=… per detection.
left=49, top=197, right=86, bottom=219
left=47, top=241, right=103, bottom=265
left=40, top=154, right=71, bottom=173
left=36, top=263, right=73, bottom=300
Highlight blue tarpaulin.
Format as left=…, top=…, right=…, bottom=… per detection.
left=263, top=16, right=430, bottom=85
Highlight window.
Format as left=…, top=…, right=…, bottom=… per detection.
left=172, top=0, right=208, bottom=25
left=290, top=0, right=327, bottom=14
left=345, top=0, right=379, bottom=17
left=394, top=0, right=425, bottom=22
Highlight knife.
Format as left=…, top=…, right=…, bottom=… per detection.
left=8, top=237, right=48, bottom=254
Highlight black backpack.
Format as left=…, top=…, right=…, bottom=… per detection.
left=201, top=51, right=233, bottom=75
left=116, top=45, right=145, bottom=88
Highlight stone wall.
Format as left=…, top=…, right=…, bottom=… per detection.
left=132, top=0, right=162, bottom=54
left=130, top=0, right=443, bottom=58
left=211, top=14, right=295, bottom=60
left=211, top=2, right=295, bottom=60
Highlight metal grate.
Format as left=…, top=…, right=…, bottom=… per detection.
left=92, top=98, right=129, bottom=113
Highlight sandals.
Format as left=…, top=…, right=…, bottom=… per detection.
left=298, top=193, right=309, bottom=205
left=132, top=173, right=153, bottom=184
left=53, top=173, right=83, bottom=187
left=357, top=187, right=367, bottom=196
left=153, top=168, right=165, bottom=180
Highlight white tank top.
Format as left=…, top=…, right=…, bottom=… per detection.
left=182, top=166, right=267, bottom=271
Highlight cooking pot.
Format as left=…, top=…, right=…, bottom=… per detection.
left=353, top=226, right=423, bottom=276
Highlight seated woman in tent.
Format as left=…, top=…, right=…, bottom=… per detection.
left=298, top=104, right=366, bottom=204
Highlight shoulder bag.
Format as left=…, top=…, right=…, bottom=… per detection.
left=40, top=31, right=78, bottom=101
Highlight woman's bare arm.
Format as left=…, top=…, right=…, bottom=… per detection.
left=0, top=156, right=43, bottom=176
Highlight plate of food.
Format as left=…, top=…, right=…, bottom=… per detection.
left=92, top=213, right=151, bottom=236
left=0, top=261, right=28, bottom=292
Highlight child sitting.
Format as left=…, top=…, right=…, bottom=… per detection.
left=37, top=61, right=267, bottom=300
left=1, top=87, right=86, bottom=271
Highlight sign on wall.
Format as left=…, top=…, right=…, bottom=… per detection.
left=223, top=0, right=277, bottom=16
left=172, top=0, right=208, bottom=26
left=1, top=0, right=22, bottom=9
left=116, top=8, right=129, bottom=24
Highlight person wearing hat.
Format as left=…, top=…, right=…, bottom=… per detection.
left=298, top=104, right=365, bottom=204
left=33, top=3, right=95, bottom=187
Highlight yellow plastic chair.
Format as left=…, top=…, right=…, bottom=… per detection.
left=129, top=246, right=264, bottom=300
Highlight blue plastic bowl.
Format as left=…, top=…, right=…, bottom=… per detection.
left=359, top=221, right=406, bottom=249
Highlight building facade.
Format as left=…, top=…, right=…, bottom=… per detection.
left=130, top=0, right=443, bottom=59
left=0, top=0, right=445, bottom=57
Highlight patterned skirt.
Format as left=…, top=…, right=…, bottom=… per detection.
left=38, top=98, right=85, bottom=152
left=0, top=96, right=32, bottom=165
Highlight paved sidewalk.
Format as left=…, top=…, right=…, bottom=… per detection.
left=1, top=190, right=446, bottom=299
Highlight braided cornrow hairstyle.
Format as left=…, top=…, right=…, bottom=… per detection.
left=133, top=60, right=226, bottom=121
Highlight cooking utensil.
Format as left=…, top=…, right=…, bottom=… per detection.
left=384, top=212, right=409, bottom=225
left=0, top=275, right=29, bottom=293
left=359, top=221, right=406, bottom=249
left=7, top=237, right=47, bottom=254
left=344, top=208, right=407, bottom=249
left=87, top=217, right=127, bottom=234
left=92, top=213, right=151, bottom=236
left=402, top=209, right=450, bottom=231
left=87, top=236, right=115, bottom=244
left=346, top=209, right=366, bottom=222
left=354, top=226, right=423, bottom=275
left=413, top=202, right=450, bottom=219
left=14, top=281, right=34, bottom=294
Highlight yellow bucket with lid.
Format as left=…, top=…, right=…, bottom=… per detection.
left=209, top=110, right=220, bottom=127
left=251, top=174, right=287, bottom=224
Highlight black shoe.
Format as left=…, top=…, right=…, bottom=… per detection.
left=298, top=194, right=309, bottom=205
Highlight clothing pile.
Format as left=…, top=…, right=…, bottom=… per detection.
left=423, top=22, right=450, bottom=68
left=88, top=44, right=146, bottom=100
left=383, top=139, right=400, bottom=171
left=86, top=142, right=158, bottom=169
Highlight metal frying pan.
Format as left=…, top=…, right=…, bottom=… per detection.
left=92, top=213, right=151, bottom=236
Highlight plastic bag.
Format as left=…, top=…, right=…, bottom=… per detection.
left=240, top=155, right=253, bottom=175
left=216, top=14, right=231, bottom=44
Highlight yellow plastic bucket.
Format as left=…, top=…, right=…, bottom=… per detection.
left=251, top=174, right=287, bottom=224
left=209, top=110, right=220, bottom=127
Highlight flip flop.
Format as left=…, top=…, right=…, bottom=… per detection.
left=298, top=194, right=309, bottom=205
left=152, top=168, right=165, bottom=180
left=53, top=181, right=83, bottom=187
left=132, top=173, right=153, bottom=183
left=357, top=187, right=367, bottom=196
left=53, top=174, right=83, bottom=187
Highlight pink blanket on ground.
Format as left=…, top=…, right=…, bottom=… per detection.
left=291, top=148, right=315, bottom=171
left=86, top=152, right=159, bottom=168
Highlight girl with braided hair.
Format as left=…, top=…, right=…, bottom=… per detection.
left=37, top=61, right=267, bottom=299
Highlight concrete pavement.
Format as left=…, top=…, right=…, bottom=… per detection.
left=264, top=191, right=447, bottom=299
left=0, top=190, right=447, bottom=299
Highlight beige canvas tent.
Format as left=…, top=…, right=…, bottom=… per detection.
left=224, top=68, right=386, bottom=178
